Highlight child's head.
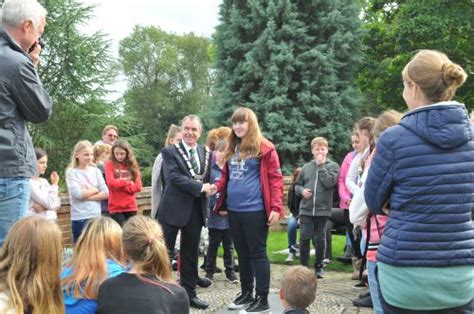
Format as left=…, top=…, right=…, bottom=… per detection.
left=374, top=110, right=403, bottom=140
left=63, top=217, right=124, bottom=299
left=311, top=137, right=329, bottom=161
left=214, top=139, right=228, bottom=164
left=93, top=143, right=111, bottom=164
left=351, top=131, right=363, bottom=153
left=0, top=217, right=63, bottom=314
left=356, top=117, right=376, bottom=151
left=206, top=126, right=232, bottom=150
left=165, top=124, right=182, bottom=146
left=226, top=107, right=266, bottom=161
left=110, top=139, right=140, bottom=180
left=279, top=266, right=317, bottom=310
left=122, top=215, right=172, bottom=281
left=34, top=147, right=48, bottom=175
left=402, top=50, right=467, bottom=108
left=69, top=140, right=93, bottom=169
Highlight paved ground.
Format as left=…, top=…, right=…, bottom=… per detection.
left=186, top=258, right=372, bottom=314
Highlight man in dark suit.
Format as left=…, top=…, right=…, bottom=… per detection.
left=157, top=114, right=212, bottom=310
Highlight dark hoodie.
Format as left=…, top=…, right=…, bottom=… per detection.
left=364, top=101, right=474, bottom=267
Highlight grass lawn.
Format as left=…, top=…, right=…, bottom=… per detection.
left=218, top=230, right=352, bottom=272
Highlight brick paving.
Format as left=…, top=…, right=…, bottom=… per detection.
left=187, top=258, right=372, bottom=314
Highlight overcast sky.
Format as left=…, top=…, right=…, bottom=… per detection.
left=81, top=0, right=221, bottom=99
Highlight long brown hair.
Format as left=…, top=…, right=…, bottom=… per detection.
left=122, top=216, right=176, bottom=289
left=225, top=107, right=268, bottom=161
left=62, top=217, right=125, bottom=300
left=0, top=217, right=63, bottom=314
left=110, top=140, right=140, bottom=181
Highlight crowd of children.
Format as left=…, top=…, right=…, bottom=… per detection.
left=0, top=49, right=472, bottom=314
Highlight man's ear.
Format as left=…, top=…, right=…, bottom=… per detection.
left=21, top=19, right=34, bottom=33
left=279, top=287, right=284, bottom=300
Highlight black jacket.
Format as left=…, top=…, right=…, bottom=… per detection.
left=157, top=143, right=210, bottom=227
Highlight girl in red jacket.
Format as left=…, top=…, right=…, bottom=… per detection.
left=215, top=107, right=284, bottom=313
left=105, top=140, right=142, bottom=226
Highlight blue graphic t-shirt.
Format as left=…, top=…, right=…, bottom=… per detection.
left=226, top=153, right=264, bottom=212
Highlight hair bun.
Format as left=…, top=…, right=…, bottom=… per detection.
left=442, top=63, right=467, bottom=88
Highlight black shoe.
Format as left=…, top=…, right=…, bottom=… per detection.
left=240, top=295, right=270, bottom=313
left=226, top=271, right=239, bottom=284
left=205, top=272, right=213, bottom=281
left=189, top=296, right=209, bottom=309
left=197, top=276, right=212, bottom=288
left=354, top=281, right=367, bottom=288
left=228, top=291, right=254, bottom=310
left=353, top=295, right=373, bottom=308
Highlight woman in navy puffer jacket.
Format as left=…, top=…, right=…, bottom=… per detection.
left=364, top=50, right=473, bottom=313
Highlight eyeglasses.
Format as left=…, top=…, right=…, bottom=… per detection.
left=106, top=134, right=118, bottom=138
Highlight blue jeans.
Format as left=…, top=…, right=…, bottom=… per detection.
left=71, top=219, right=91, bottom=243
left=367, top=261, right=383, bottom=314
left=0, top=177, right=30, bottom=246
left=287, top=215, right=299, bottom=254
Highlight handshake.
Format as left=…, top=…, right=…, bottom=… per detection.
left=202, top=183, right=218, bottom=197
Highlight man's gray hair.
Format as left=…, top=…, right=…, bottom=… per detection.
left=1, top=0, right=47, bottom=29
left=181, top=114, right=202, bottom=131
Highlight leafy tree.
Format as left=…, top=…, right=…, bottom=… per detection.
left=1, top=0, right=123, bottom=177
left=213, top=0, right=364, bottom=171
left=358, top=0, right=474, bottom=115
left=119, top=26, right=215, bottom=169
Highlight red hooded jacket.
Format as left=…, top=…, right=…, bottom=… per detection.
left=105, top=160, right=142, bottom=213
left=215, top=141, right=284, bottom=219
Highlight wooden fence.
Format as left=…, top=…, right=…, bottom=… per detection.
left=57, top=177, right=293, bottom=246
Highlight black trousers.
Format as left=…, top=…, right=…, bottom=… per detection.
left=299, top=215, right=328, bottom=268
left=205, top=228, right=234, bottom=274
left=229, top=210, right=270, bottom=297
left=162, top=200, right=203, bottom=298
left=110, top=211, right=136, bottom=227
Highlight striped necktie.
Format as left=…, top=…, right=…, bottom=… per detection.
left=189, top=148, right=199, bottom=173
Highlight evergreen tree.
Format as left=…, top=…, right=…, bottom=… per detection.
left=214, top=0, right=363, bottom=171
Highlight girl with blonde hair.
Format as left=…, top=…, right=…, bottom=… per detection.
left=105, top=140, right=142, bottom=226
left=66, top=140, right=109, bottom=242
left=97, top=215, right=189, bottom=314
left=214, top=107, right=284, bottom=312
left=61, top=217, right=126, bottom=314
left=365, top=50, right=473, bottom=312
left=0, top=217, right=63, bottom=314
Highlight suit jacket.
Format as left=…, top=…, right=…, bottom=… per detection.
left=157, top=142, right=210, bottom=227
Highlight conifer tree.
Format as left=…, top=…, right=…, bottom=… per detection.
left=214, top=0, right=363, bottom=170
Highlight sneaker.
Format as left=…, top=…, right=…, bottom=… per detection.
left=239, top=295, right=270, bottom=313
left=228, top=291, right=254, bottom=310
left=353, top=295, right=373, bottom=308
left=285, top=252, right=295, bottom=263
left=323, top=258, right=331, bottom=265
left=226, top=271, right=239, bottom=284
left=205, top=272, right=213, bottom=281
left=316, top=267, right=324, bottom=279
